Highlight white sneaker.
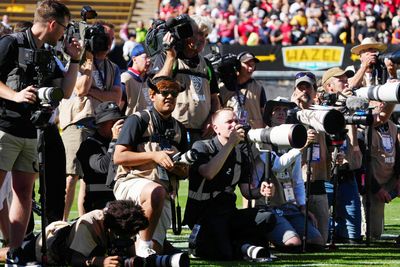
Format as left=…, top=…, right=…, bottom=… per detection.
left=136, top=246, right=156, bottom=258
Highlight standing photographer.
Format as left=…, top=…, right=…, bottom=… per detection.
left=59, top=21, right=122, bottom=221
left=113, top=77, right=188, bottom=257
left=151, top=15, right=220, bottom=144
left=0, top=0, right=81, bottom=263
left=321, top=67, right=363, bottom=243
left=219, top=51, right=266, bottom=129
left=291, top=72, right=330, bottom=243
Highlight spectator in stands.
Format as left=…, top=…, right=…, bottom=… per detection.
left=290, top=21, right=307, bottom=45
left=120, top=44, right=152, bottom=115
left=218, top=14, right=236, bottom=44
left=357, top=16, right=378, bottom=43
left=0, top=0, right=81, bottom=264
left=306, top=24, right=322, bottom=45
left=59, top=21, right=122, bottom=221
left=122, top=32, right=138, bottom=63
left=76, top=102, right=124, bottom=212
left=319, top=23, right=334, bottom=44
left=1, top=15, right=12, bottom=32
left=135, top=20, right=147, bottom=44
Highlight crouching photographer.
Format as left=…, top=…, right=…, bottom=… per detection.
left=113, top=77, right=189, bottom=258
left=0, top=0, right=82, bottom=263
left=183, top=108, right=276, bottom=261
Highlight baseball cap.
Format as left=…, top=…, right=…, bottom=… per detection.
left=238, top=52, right=260, bottom=63
left=94, top=101, right=124, bottom=124
left=321, top=67, right=354, bottom=86
left=295, top=72, right=316, bottom=88
left=127, top=44, right=146, bottom=67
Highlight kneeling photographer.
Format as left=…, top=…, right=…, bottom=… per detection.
left=113, top=77, right=189, bottom=258
left=183, top=108, right=276, bottom=261
left=0, top=0, right=82, bottom=263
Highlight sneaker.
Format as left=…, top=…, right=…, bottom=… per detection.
left=5, top=247, right=41, bottom=267
left=136, top=246, right=156, bottom=258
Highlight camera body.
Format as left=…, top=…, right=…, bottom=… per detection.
left=145, top=14, right=193, bottom=57
left=378, top=50, right=400, bottom=65
left=65, top=6, right=109, bottom=53
left=206, top=52, right=241, bottom=91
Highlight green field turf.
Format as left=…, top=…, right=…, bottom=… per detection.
left=32, top=179, right=400, bottom=266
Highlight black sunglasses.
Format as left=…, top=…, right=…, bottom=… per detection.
left=55, top=20, right=68, bottom=30
left=295, top=72, right=316, bottom=81
left=158, top=90, right=179, bottom=98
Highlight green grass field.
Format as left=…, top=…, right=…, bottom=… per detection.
left=34, top=180, right=400, bottom=266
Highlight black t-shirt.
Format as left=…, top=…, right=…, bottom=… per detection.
left=117, top=109, right=188, bottom=153
left=0, top=29, right=64, bottom=138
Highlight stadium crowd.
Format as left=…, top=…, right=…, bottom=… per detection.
left=0, top=0, right=399, bottom=266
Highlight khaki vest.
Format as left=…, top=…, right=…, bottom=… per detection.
left=371, top=121, right=397, bottom=185
left=172, top=58, right=211, bottom=129
left=115, top=111, right=183, bottom=188
left=58, top=59, right=116, bottom=130
left=220, top=79, right=264, bottom=128
left=301, top=131, right=329, bottom=181
left=121, top=72, right=150, bottom=116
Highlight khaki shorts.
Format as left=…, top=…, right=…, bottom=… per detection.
left=114, top=178, right=171, bottom=245
left=0, top=130, right=38, bottom=173
left=61, top=125, right=94, bottom=177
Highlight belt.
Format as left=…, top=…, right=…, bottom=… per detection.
left=86, top=184, right=113, bottom=192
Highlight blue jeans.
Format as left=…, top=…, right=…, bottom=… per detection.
left=325, top=176, right=361, bottom=240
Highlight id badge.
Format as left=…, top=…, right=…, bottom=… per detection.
left=238, top=109, right=249, bottom=125
left=157, top=166, right=169, bottom=181
left=312, top=144, right=320, bottom=162
left=283, top=182, right=296, bottom=203
left=381, top=134, right=394, bottom=153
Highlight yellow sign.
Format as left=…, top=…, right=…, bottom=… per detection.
left=6, top=5, right=26, bottom=12
left=282, top=46, right=344, bottom=70
left=257, top=54, right=276, bottom=62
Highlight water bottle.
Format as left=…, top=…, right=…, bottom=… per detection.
left=188, top=224, right=201, bottom=256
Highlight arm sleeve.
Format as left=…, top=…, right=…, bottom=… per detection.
left=271, top=148, right=302, bottom=173
left=292, top=156, right=306, bottom=206
left=116, top=115, right=142, bottom=147
left=88, top=140, right=117, bottom=174
left=113, top=66, right=121, bottom=86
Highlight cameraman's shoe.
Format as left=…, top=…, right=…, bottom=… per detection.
left=5, top=247, right=41, bottom=267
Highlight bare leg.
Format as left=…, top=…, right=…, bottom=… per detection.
left=78, top=179, right=86, bottom=216
left=9, top=170, right=36, bottom=249
left=0, top=200, right=10, bottom=245
left=63, top=174, right=78, bottom=221
left=138, top=182, right=166, bottom=254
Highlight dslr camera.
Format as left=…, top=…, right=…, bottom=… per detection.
left=19, top=48, right=64, bottom=127
left=145, top=14, right=193, bottom=57
left=65, top=6, right=109, bottom=53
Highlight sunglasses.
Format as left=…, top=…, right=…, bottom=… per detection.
left=55, top=20, right=68, bottom=30
left=158, top=90, right=179, bottom=98
left=295, top=72, right=316, bottom=81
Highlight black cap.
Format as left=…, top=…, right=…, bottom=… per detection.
left=94, top=101, right=124, bottom=124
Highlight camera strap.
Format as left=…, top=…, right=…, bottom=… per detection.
left=170, top=178, right=182, bottom=235
left=94, top=59, right=107, bottom=89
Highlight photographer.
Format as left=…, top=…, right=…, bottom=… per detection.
left=183, top=108, right=276, bottom=261
left=349, top=37, right=397, bottom=88
left=258, top=97, right=324, bottom=251
left=113, top=77, right=188, bottom=257
left=151, top=15, right=220, bottom=144
left=321, top=67, right=363, bottom=243
left=291, top=72, right=330, bottom=243
left=76, top=101, right=124, bottom=212
left=0, top=0, right=81, bottom=263
left=120, top=44, right=152, bottom=116
left=219, top=51, right=266, bottom=129
left=59, top=21, right=122, bottom=221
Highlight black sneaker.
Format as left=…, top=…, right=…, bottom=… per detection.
left=5, top=247, right=41, bottom=267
